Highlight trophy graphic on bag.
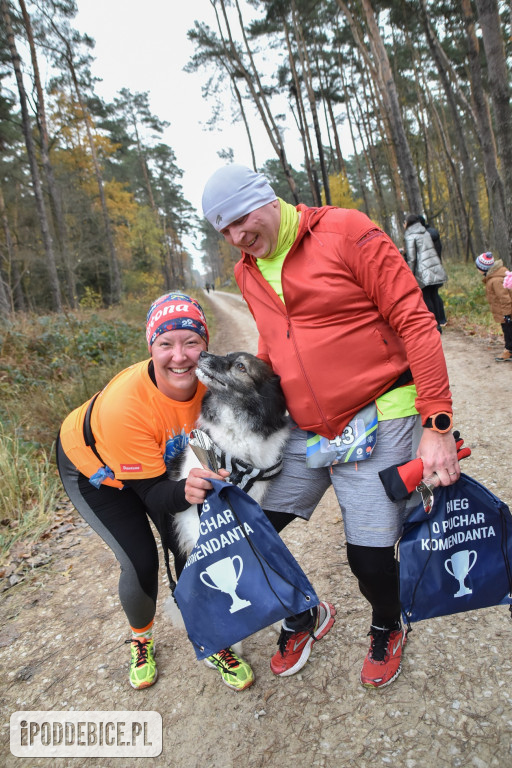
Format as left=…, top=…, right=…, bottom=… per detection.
left=200, top=555, right=252, bottom=613
left=444, top=549, right=477, bottom=598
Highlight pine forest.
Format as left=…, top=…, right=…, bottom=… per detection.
left=0, top=0, right=511, bottom=556
left=0, top=0, right=511, bottom=315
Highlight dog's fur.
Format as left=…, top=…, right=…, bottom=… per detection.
left=165, top=351, right=290, bottom=637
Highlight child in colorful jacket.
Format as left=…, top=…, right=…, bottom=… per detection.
left=475, top=252, right=512, bottom=362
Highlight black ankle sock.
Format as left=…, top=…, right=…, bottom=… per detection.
left=283, top=605, right=317, bottom=632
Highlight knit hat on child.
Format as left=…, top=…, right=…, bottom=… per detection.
left=475, top=252, right=494, bottom=272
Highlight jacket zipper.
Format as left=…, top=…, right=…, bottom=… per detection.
left=283, top=301, right=335, bottom=439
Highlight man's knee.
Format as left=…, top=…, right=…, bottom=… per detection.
left=346, top=542, right=396, bottom=580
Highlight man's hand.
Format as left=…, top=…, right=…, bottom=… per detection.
left=379, top=430, right=471, bottom=501
left=417, top=429, right=459, bottom=487
left=184, top=466, right=230, bottom=505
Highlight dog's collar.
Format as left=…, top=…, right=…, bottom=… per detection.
left=212, top=445, right=283, bottom=493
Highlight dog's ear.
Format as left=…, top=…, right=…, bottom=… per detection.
left=255, top=357, right=279, bottom=380
left=268, top=371, right=282, bottom=389
left=260, top=374, right=286, bottom=415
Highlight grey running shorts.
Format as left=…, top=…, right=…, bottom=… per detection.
left=262, top=415, right=420, bottom=547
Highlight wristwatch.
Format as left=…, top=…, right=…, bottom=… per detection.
left=423, top=412, right=453, bottom=433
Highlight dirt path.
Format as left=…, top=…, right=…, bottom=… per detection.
left=2, top=291, right=512, bottom=768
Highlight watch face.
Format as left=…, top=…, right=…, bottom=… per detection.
left=434, top=413, right=452, bottom=431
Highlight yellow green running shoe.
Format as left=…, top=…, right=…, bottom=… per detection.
left=127, top=637, right=158, bottom=689
left=204, top=647, right=254, bottom=691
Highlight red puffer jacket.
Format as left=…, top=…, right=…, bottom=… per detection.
left=234, top=205, right=452, bottom=439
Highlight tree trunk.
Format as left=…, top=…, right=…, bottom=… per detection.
left=433, top=100, right=472, bottom=260
left=323, top=86, right=346, bottom=177
left=130, top=119, right=177, bottom=286
left=359, top=0, right=423, bottom=213
left=0, top=186, right=12, bottom=316
left=231, top=79, right=257, bottom=171
left=474, top=0, right=512, bottom=266
left=418, top=0, right=485, bottom=255
left=64, top=43, right=122, bottom=305
left=5, top=182, right=26, bottom=310
left=1, top=0, right=62, bottom=312
left=290, top=0, right=331, bottom=204
left=339, top=64, right=370, bottom=215
left=352, top=70, right=388, bottom=227
left=461, top=0, right=509, bottom=261
left=282, top=15, right=321, bottom=204
left=219, top=0, right=299, bottom=202
left=336, top=0, right=422, bottom=213
left=18, top=0, right=77, bottom=308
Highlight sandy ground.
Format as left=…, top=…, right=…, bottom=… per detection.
left=1, top=290, right=512, bottom=767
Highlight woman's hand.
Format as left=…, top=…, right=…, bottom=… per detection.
left=417, top=429, right=460, bottom=488
left=184, top=466, right=230, bottom=505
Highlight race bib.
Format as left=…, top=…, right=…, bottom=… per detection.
left=306, top=402, right=378, bottom=468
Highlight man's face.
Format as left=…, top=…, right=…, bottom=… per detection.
left=220, top=200, right=281, bottom=259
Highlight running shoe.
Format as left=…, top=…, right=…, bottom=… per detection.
left=127, top=637, right=158, bottom=689
left=270, top=601, right=336, bottom=677
left=204, top=647, right=254, bottom=691
left=360, top=624, right=407, bottom=689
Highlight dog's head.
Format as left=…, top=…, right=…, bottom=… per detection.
left=196, top=351, right=287, bottom=433
left=196, top=351, right=281, bottom=395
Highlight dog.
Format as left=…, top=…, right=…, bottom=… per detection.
left=165, top=350, right=290, bottom=639
left=173, top=350, right=290, bottom=556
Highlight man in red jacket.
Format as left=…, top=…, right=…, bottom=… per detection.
left=202, top=164, right=460, bottom=689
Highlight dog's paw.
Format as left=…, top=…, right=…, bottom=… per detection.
left=163, top=594, right=186, bottom=630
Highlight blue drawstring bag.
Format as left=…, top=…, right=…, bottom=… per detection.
left=173, top=479, right=319, bottom=660
left=399, top=473, right=512, bottom=625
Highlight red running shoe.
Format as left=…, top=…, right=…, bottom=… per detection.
left=270, top=601, right=336, bottom=677
left=360, top=624, right=407, bottom=688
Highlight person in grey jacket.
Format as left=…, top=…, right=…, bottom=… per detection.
left=404, top=214, right=447, bottom=331
left=419, top=216, right=447, bottom=325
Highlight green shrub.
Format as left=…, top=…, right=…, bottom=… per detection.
left=0, top=309, right=148, bottom=447
left=0, top=425, right=61, bottom=557
left=440, top=261, right=499, bottom=337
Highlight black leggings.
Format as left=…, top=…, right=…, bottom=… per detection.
left=56, top=439, right=181, bottom=631
left=502, top=320, right=512, bottom=352
left=422, top=284, right=445, bottom=327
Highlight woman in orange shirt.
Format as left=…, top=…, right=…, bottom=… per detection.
left=56, top=293, right=254, bottom=692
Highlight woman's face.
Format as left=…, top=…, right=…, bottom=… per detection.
left=151, top=329, right=207, bottom=401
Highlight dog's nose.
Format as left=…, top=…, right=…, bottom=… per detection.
left=199, top=351, right=209, bottom=360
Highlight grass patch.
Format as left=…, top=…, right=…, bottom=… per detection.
left=440, top=260, right=501, bottom=341
left=0, top=306, right=148, bottom=449
left=0, top=425, right=61, bottom=558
